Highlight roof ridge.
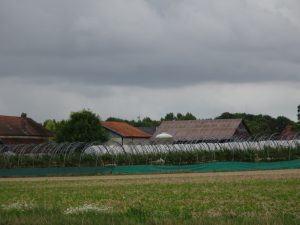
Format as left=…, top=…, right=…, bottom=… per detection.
left=0, top=115, right=30, bottom=119
left=162, top=118, right=243, bottom=123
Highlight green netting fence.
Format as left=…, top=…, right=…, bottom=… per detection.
left=1, top=159, right=300, bottom=177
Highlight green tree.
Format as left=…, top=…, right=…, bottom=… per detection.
left=298, top=105, right=300, bottom=122
left=163, top=112, right=176, bottom=121
left=275, top=116, right=294, bottom=133
left=216, top=112, right=296, bottom=135
left=217, top=112, right=233, bottom=119
left=43, top=119, right=57, bottom=133
left=176, top=113, right=184, bottom=120
left=163, top=112, right=197, bottom=121
left=107, top=116, right=160, bottom=128
left=134, top=117, right=161, bottom=127
left=183, top=112, right=197, bottom=120
left=55, top=109, right=108, bottom=143
left=296, top=105, right=300, bottom=131
left=106, top=117, right=130, bottom=123
left=176, top=112, right=197, bottom=120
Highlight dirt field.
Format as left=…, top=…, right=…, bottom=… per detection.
left=1, top=169, right=299, bottom=183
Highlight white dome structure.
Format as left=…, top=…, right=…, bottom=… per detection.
left=155, top=132, right=173, bottom=139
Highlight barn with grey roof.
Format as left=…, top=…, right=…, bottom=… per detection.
left=152, top=119, right=251, bottom=142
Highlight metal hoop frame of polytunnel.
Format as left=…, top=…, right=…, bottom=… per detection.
left=0, top=133, right=300, bottom=168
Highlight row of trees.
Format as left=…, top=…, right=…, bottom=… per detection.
left=106, top=112, right=197, bottom=127
left=107, top=111, right=300, bottom=135
left=216, top=112, right=297, bottom=135
left=44, top=106, right=300, bottom=142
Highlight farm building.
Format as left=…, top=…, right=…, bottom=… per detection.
left=101, top=121, right=151, bottom=145
left=152, top=119, right=251, bottom=142
left=0, top=113, right=53, bottom=144
left=280, top=125, right=297, bottom=139
left=136, top=127, right=156, bottom=135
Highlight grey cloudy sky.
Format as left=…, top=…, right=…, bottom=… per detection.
left=0, top=0, right=299, bottom=122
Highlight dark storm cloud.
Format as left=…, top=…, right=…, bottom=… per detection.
left=0, top=0, right=300, bottom=87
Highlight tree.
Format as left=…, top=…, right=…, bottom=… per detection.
left=43, top=119, right=57, bottom=133
left=55, top=109, right=108, bottom=143
left=216, top=112, right=297, bottom=135
left=296, top=105, right=300, bottom=131
left=106, top=116, right=160, bottom=128
left=106, top=117, right=129, bottom=123
left=134, top=117, right=161, bottom=127
left=162, top=112, right=197, bottom=121
left=298, top=105, right=300, bottom=122
left=275, top=116, right=293, bottom=133
left=176, top=113, right=184, bottom=120
left=163, top=113, right=176, bottom=121
left=217, top=112, right=233, bottom=119
left=183, top=112, right=197, bottom=120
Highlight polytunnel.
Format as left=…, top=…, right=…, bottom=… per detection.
left=0, top=133, right=300, bottom=169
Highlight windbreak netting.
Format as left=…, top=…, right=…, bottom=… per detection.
left=0, top=160, right=300, bottom=177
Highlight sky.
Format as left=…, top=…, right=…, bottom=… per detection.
left=0, top=0, right=299, bottom=122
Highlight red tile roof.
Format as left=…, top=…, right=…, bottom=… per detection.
left=101, top=121, right=151, bottom=138
left=0, top=115, right=53, bottom=137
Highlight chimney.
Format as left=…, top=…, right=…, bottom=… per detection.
left=21, top=113, right=27, bottom=132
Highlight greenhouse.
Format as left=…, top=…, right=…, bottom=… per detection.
left=0, top=133, right=299, bottom=172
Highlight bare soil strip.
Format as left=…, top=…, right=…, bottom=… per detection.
left=1, top=169, right=299, bottom=183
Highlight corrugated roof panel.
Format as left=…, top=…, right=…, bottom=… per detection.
left=152, top=119, right=249, bottom=141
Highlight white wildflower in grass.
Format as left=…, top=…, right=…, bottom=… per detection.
left=2, top=201, right=34, bottom=211
left=64, top=204, right=112, bottom=215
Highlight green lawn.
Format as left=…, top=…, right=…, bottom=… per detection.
left=0, top=172, right=299, bottom=225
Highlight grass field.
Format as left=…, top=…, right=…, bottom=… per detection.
left=0, top=170, right=300, bottom=225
